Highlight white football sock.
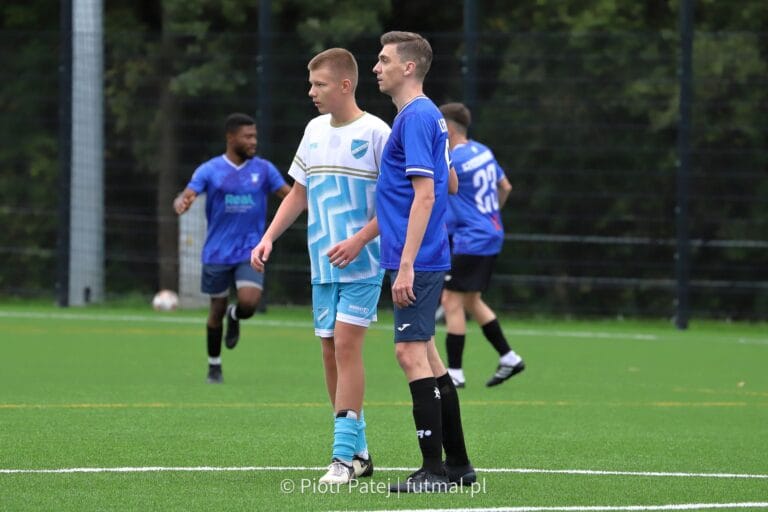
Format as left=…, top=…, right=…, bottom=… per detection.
left=500, top=351, right=522, bottom=366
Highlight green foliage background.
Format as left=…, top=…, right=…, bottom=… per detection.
left=0, top=0, right=766, bottom=318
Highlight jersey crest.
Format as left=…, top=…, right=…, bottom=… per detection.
left=351, top=139, right=369, bottom=159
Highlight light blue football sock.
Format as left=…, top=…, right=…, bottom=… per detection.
left=332, top=411, right=358, bottom=463
left=355, top=409, right=369, bottom=459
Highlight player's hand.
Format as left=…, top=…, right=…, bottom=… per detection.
left=251, top=240, right=273, bottom=272
left=327, top=237, right=364, bottom=269
left=391, top=265, right=416, bottom=308
left=173, top=195, right=190, bottom=215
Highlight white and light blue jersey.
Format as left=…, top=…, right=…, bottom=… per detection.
left=376, top=97, right=451, bottom=271
left=288, top=113, right=390, bottom=285
left=187, top=155, right=287, bottom=264
left=449, top=140, right=507, bottom=255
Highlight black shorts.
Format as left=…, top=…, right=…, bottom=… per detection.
left=444, top=254, right=497, bottom=293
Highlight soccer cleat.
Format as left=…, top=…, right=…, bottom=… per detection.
left=486, top=360, right=525, bottom=387
left=352, top=453, right=373, bottom=477
left=444, top=461, right=477, bottom=485
left=319, top=459, right=355, bottom=484
left=224, top=304, right=240, bottom=349
left=206, top=364, right=223, bottom=384
left=388, top=467, right=452, bottom=493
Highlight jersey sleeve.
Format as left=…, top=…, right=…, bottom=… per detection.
left=265, top=160, right=287, bottom=193
left=287, top=126, right=311, bottom=186
left=402, top=112, right=438, bottom=179
left=186, top=162, right=209, bottom=194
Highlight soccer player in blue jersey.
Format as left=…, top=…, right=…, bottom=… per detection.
left=373, top=31, right=475, bottom=493
left=174, top=113, right=290, bottom=384
left=438, top=102, right=525, bottom=389
left=250, top=48, right=389, bottom=484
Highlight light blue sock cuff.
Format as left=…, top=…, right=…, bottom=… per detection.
left=332, top=416, right=358, bottom=463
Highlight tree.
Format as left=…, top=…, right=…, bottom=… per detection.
left=104, top=0, right=390, bottom=292
left=0, top=1, right=60, bottom=295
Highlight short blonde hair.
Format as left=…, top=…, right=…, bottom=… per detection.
left=308, top=48, right=359, bottom=90
left=380, top=31, right=433, bottom=80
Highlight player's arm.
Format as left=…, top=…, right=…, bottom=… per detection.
left=328, top=217, right=380, bottom=268
left=497, top=176, right=512, bottom=208
left=251, top=183, right=307, bottom=272
left=173, top=188, right=197, bottom=215
left=392, top=176, right=434, bottom=308
left=448, top=166, right=458, bottom=195
left=274, top=184, right=291, bottom=199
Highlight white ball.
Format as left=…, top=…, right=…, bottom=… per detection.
left=152, top=289, right=179, bottom=311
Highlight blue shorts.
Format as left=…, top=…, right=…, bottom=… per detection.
left=202, top=262, right=264, bottom=297
left=312, top=282, right=382, bottom=338
left=387, top=270, right=446, bottom=342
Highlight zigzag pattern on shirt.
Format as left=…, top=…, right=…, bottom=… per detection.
left=307, top=175, right=379, bottom=283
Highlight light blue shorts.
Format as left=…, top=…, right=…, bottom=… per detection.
left=312, top=282, right=382, bottom=338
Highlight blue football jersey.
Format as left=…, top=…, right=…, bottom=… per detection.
left=449, top=140, right=507, bottom=255
left=376, top=97, right=451, bottom=271
left=187, top=155, right=287, bottom=264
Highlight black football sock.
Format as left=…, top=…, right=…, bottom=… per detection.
left=436, top=372, right=470, bottom=466
left=207, top=326, right=223, bottom=358
left=481, top=318, right=512, bottom=356
left=409, top=377, right=444, bottom=474
left=445, top=333, right=466, bottom=369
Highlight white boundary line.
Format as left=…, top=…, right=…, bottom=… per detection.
left=1, top=465, right=767, bottom=479
left=4, top=309, right=768, bottom=345
left=336, top=504, right=768, bottom=512
left=0, top=310, right=659, bottom=340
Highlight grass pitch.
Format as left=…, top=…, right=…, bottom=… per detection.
left=0, top=303, right=766, bottom=511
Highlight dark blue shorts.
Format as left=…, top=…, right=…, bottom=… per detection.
left=201, top=261, right=264, bottom=297
left=387, top=270, right=446, bottom=342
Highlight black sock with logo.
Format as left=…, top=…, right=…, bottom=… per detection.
left=409, top=377, right=444, bottom=474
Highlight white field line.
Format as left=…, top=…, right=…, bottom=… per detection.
left=336, top=503, right=768, bottom=512
left=6, top=309, right=768, bottom=345
left=1, top=465, right=767, bottom=479
left=4, top=310, right=768, bottom=345
left=0, top=309, right=660, bottom=341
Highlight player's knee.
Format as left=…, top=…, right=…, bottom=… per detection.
left=444, top=299, right=463, bottom=316
left=334, top=338, right=361, bottom=363
left=235, top=304, right=256, bottom=320
left=394, top=345, right=422, bottom=372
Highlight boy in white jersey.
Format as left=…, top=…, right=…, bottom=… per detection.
left=251, top=48, right=390, bottom=484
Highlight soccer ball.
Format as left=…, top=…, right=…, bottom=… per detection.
left=152, top=289, right=179, bottom=311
